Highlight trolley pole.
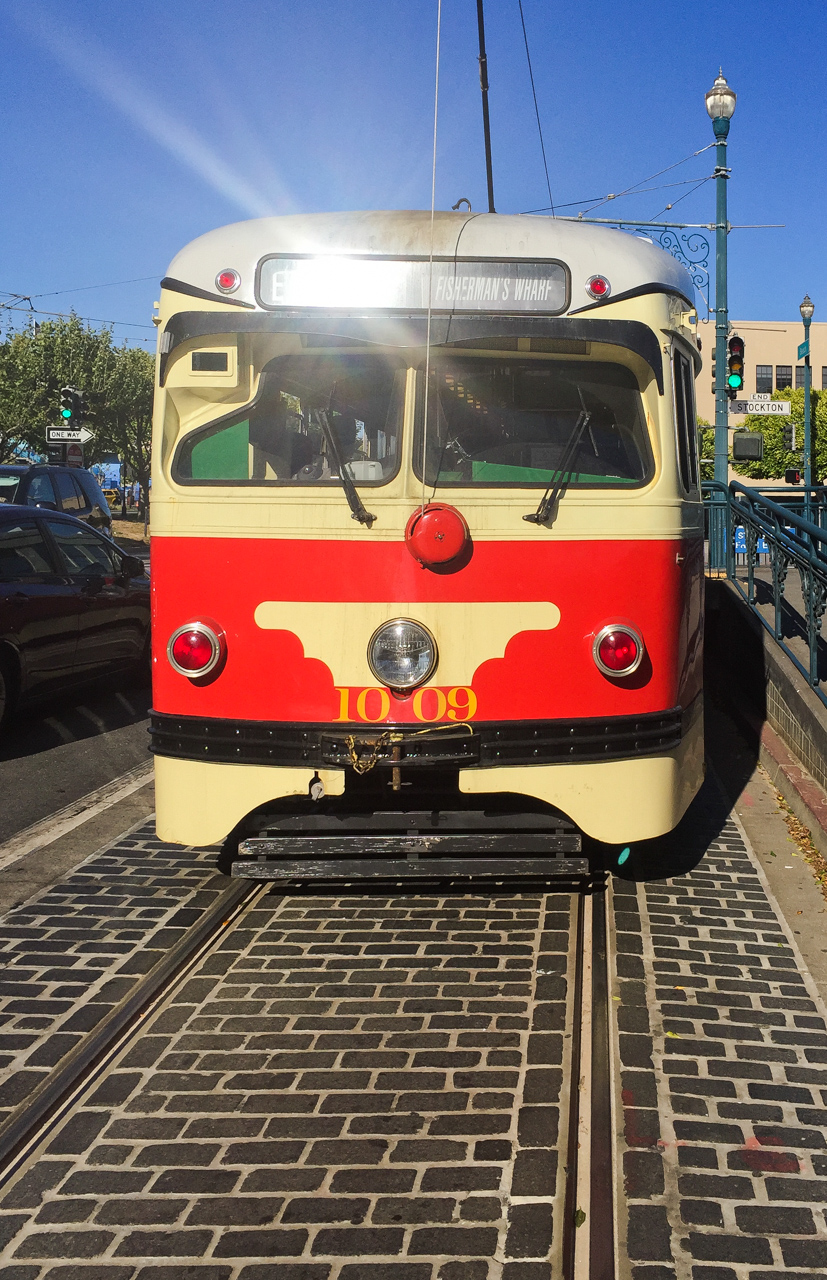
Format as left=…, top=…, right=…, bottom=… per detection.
left=705, top=72, right=736, bottom=571
left=476, top=0, right=496, bottom=214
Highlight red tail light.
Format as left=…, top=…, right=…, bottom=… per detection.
left=168, top=621, right=224, bottom=677
left=593, top=625, right=644, bottom=677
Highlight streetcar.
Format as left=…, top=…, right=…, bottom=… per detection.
left=149, top=210, right=704, bottom=877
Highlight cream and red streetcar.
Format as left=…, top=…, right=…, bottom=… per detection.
left=149, top=210, right=704, bottom=879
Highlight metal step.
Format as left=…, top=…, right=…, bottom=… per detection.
left=234, top=834, right=587, bottom=882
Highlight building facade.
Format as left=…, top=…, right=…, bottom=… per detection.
left=695, top=319, right=827, bottom=424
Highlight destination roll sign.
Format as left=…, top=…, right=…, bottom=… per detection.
left=257, top=255, right=568, bottom=314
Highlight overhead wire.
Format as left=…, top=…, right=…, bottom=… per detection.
left=649, top=175, right=713, bottom=221
left=421, top=0, right=442, bottom=515
left=517, top=0, right=554, bottom=216
left=521, top=141, right=716, bottom=216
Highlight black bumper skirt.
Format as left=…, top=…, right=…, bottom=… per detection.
left=150, top=698, right=697, bottom=770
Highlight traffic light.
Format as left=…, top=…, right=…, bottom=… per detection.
left=60, top=386, right=75, bottom=421
left=711, top=355, right=717, bottom=395
left=783, top=422, right=796, bottom=451
left=76, top=392, right=88, bottom=424
left=727, top=335, right=745, bottom=399
left=785, top=468, right=801, bottom=485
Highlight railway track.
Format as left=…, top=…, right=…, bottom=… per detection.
left=0, top=871, right=617, bottom=1279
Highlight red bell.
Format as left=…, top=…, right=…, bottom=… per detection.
left=405, top=503, right=470, bottom=567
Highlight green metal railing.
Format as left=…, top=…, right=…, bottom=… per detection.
left=702, top=481, right=827, bottom=704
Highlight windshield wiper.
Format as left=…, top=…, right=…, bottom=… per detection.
left=523, top=396, right=591, bottom=526
left=316, top=408, right=376, bottom=527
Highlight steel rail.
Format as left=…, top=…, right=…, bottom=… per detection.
left=0, top=877, right=265, bottom=1188
left=560, top=876, right=614, bottom=1280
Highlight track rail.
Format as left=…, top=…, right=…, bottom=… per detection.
left=0, top=872, right=616, bottom=1278
left=0, top=877, right=265, bottom=1188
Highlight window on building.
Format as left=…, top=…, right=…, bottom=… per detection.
left=756, top=365, right=773, bottom=394
left=776, top=366, right=793, bottom=390
left=795, top=366, right=806, bottom=389
left=822, top=367, right=827, bottom=390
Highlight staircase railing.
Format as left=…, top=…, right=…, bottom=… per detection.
left=702, top=481, right=827, bottom=703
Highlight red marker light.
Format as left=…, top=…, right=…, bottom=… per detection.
left=168, top=622, right=224, bottom=678
left=586, top=275, right=611, bottom=299
left=215, top=269, right=240, bottom=293
left=593, top=625, right=643, bottom=677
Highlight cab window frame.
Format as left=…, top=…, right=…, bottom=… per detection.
left=170, top=349, right=408, bottom=489
left=412, top=352, right=655, bottom=491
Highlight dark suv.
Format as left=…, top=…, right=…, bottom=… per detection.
left=0, top=465, right=113, bottom=536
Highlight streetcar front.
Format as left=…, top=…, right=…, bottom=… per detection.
left=150, top=211, right=704, bottom=874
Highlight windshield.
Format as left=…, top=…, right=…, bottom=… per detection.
left=174, top=352, right=405, bottom=485
left=0, top=475, right=20, bottom=504
left=414, top=356, right=652, bottom=488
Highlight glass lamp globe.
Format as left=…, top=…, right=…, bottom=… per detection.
left=800, top=295, right=815, bottom=321
left=705, top=70, right=736, bottom=120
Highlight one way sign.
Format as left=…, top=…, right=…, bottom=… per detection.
left=47, top=426, right=94, bottom=443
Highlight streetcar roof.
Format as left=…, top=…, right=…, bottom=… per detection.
left=164, top=210, right=695, bottom=313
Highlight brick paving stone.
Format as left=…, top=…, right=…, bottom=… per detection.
left=0, top=822, right=228, bottom=1117
left=0, top=881, right=576, bottom=1276
left=612, top=798, right=827, bottom=1275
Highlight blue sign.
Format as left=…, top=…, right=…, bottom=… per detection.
left=734, top=526, right=768, bottom=555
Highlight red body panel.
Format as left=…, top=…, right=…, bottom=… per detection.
left=151, top=536, right=703, bottom=725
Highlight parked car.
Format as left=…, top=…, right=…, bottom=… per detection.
left=0, top=465, right=113, bottom=536
left=0, top=506, right=149, bottom=727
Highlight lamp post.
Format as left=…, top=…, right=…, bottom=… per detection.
left=705, top=70, right=736, bottom=569
left=799, top=293, right=814, bottom=519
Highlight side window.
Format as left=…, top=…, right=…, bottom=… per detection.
left=45, top=521, right=119, bottom=577
left=673, top=350, right=699, bottom=492
left=0, top=521, right=55, bottom=582
left=76, top=471, right=105, bottom=509
left=54, top=472, right=81, bottom=512
left=26, top=474, right=57, bottom=507
left=70, top=474, right=92, bottom=513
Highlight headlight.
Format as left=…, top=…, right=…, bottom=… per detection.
left=368, top=619, right=438, bottom=690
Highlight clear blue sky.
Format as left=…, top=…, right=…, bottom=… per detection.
left=2, top=0, right=825, bottom=351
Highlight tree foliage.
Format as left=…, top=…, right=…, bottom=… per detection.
left=730, top=387, right=827, bottom=481
left=0, top=316, right=154, bottom=489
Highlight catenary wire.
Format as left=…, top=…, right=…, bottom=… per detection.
left=521, top=141, right=716, bottom=215
left=517, top=0, right=554, bottom=216
left=649, top=174, right=713, bottom=221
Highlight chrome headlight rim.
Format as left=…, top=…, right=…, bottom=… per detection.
left=367, top=617, right=439, bottom=691
left=167, top=620, right=224, bottom=678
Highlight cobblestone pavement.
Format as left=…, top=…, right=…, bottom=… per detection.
left=0, top=823, right=227, bottom=1123
left=2, top=793, right=827, bottom=1278
left=614, top=806, right=827, bottom=1278
left=0, top=889, right=576, bottom=1279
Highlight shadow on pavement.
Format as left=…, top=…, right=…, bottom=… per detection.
left=0, top=678, right=151, bottom=764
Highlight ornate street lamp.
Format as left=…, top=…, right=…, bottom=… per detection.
left=800, top=294, right=815, bottom=515
left=705, top=70, right=736, bottom=569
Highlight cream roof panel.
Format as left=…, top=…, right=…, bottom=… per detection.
left=164, top=210, right=694, bottom=312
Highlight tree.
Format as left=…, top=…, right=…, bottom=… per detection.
left=697, top=417, right=714, bottom=481
left=0, top=316, right=154, bottom=500
left=731, top=387, right=827, bottom=481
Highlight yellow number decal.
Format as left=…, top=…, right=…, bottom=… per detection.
left=356, top=688, right=391, bottom=722
left=333, top=687, right=351, bottom=721
left=412, top=687, right=448, bottom=722
left=447, top=687, right=478, bottom=721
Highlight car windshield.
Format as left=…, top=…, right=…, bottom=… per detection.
left=414, top=356, right=652, bottom=488
left=0, top=475, right=20, bottom=504
left=174, top=352, right=405, bottom=486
